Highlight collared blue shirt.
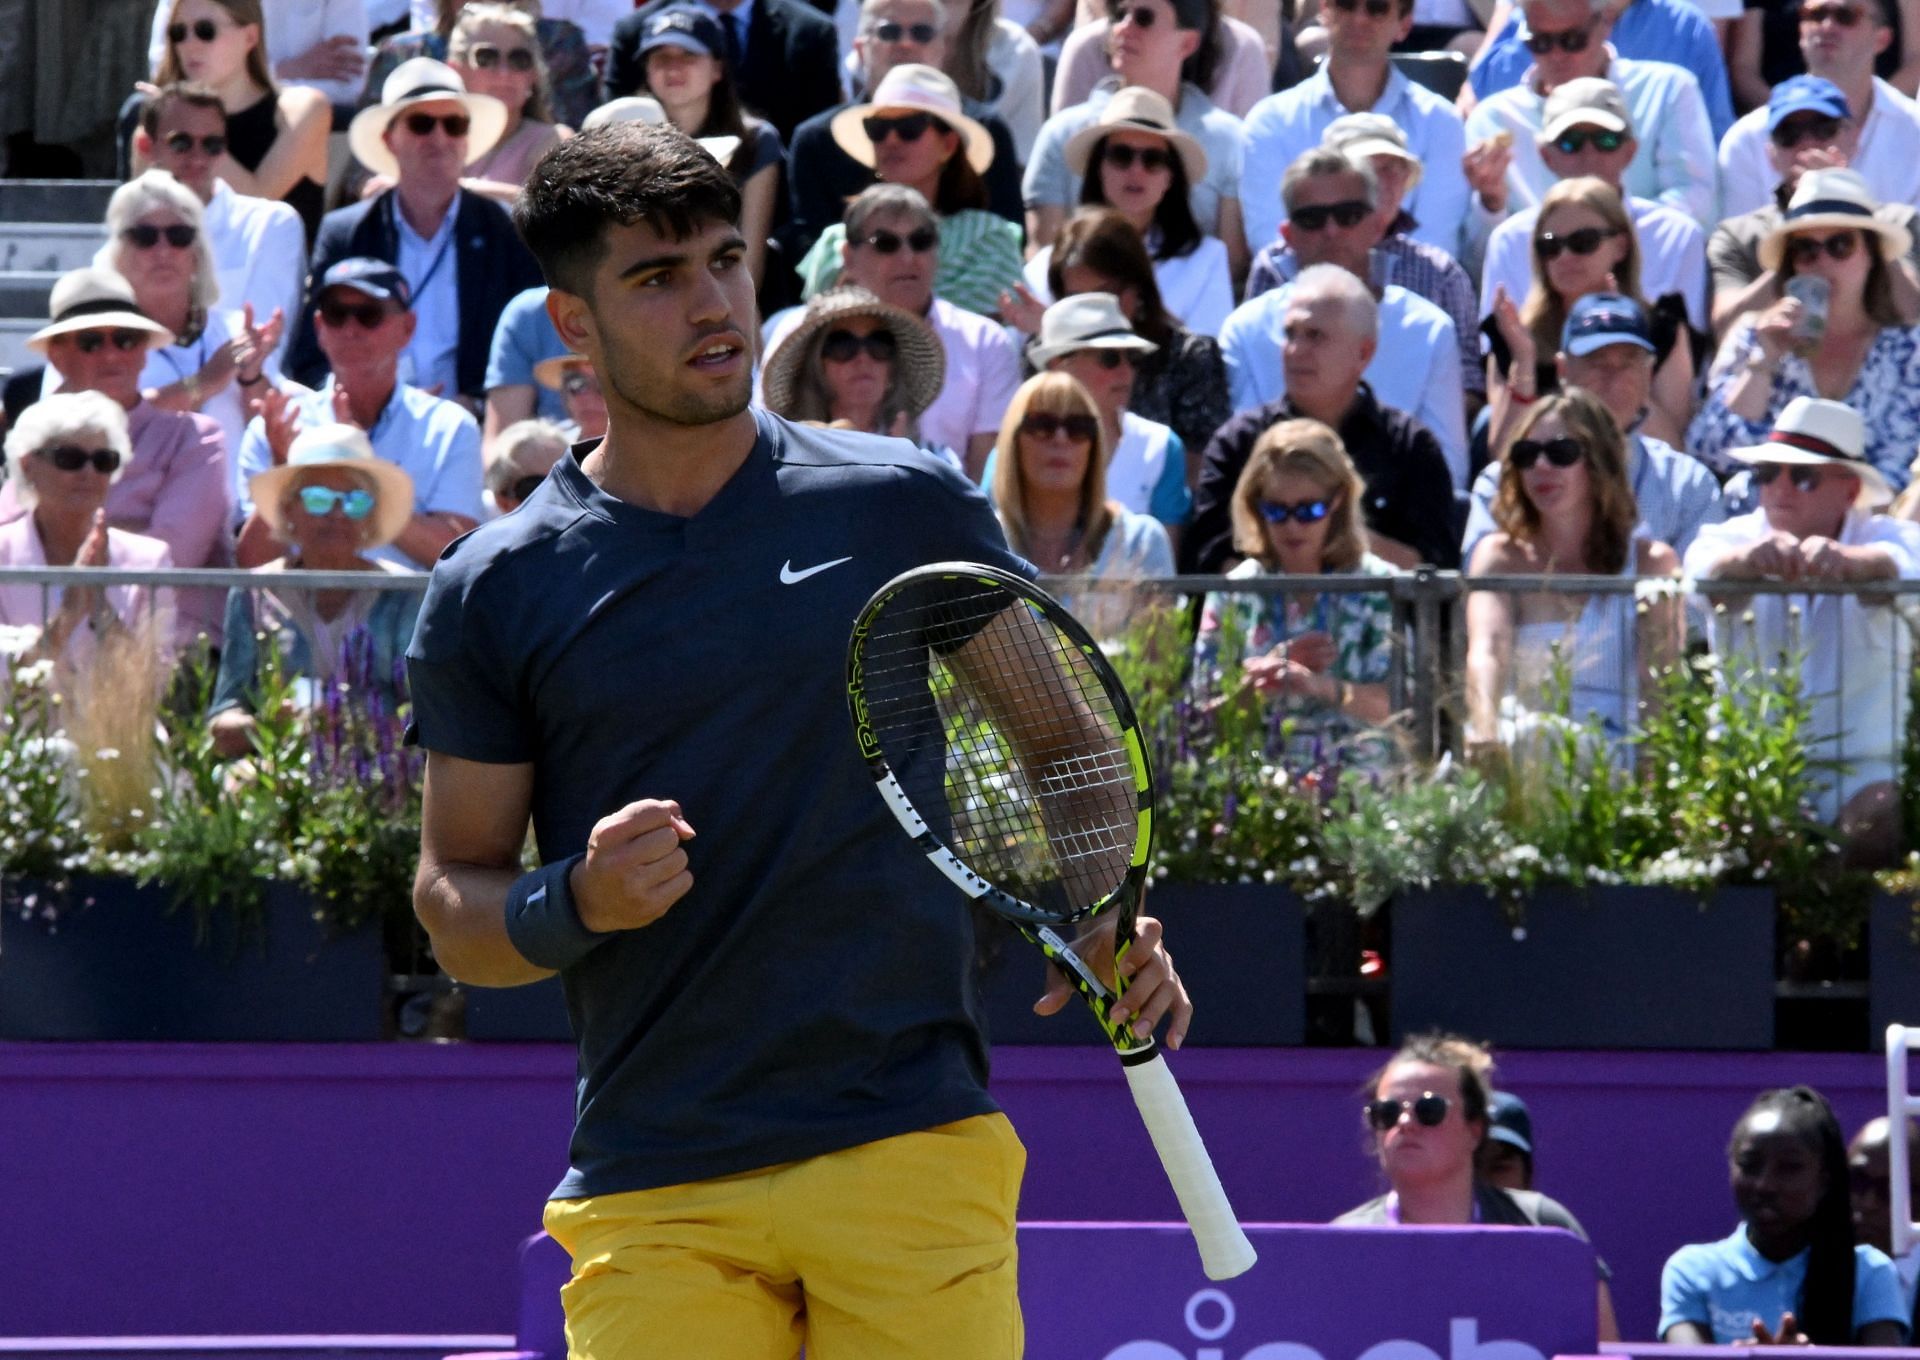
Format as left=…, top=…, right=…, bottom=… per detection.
left=485, top=286, right=571, bottom=424
left=393, top=194, right=462, bottom=397
left=1470, top=0, right=1735, bottom=140
left=235, top=378, right=485, bottom=570
left=1660, top=1224, right=1909, bottom=1343
left=1239, top=64, right=1469, bottom=259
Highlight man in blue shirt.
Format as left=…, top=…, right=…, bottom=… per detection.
left=406, top=122, right=1189, bottom=1358
left=482, top=285, right=571, bottom=446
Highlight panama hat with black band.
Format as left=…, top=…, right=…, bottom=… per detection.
left=29, top=267, right=175, bottom=353
left=830, top=64, right=994, bottom=176
left=1729, top=396, right=1891, bottom=508
left=348, top=58, right=509, bottom=182
left=1063, top=87, right=1207, bottom=185
left=1026, top=292, right=1160, bottom=367
left=1759, top=168, right=1911, bottom=273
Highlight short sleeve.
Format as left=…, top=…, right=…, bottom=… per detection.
left=1659, top=1245, right=1715, bottom=1338
left=1149, top=434, right=1192, bottom=526
left=418, top=416, right=487, bottom=521
left=1853, top=1246, right=1911, bottom=1338
left=485, top=291, right=544, bottom=391
left=405, top=553, right=536, bottom=763
left=1022, top=112, right=1077, bottom=209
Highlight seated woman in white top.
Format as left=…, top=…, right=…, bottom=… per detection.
left=1020, top=88, right=1234, bottom=337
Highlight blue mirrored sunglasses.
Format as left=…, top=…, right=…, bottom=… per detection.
left=297, top=485, right=376, bottom=520
left=1257, top=498, right=1331, bottom=524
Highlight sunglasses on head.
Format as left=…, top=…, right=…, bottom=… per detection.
left=1751, top=462, right=1829, bottom=491
left=1104, top=142, right=1174, bottom=172
left=1365, top=1093, right=1451, bottom=1132
left=1800, top=2, right=1864, bottom=25
left=1787, top=230, right=1860, bottom=266
left=70, top=329, right=148, bottom=355
left=561, top=370, right=599, bottom=396
left=1021, top=412, right=1100, bottom=442
left=1509, top=436, right=1585, bottom=470
left=872, top=19, right=941, bottom=41
left=297, top=485, right=376, bottom=520
left=468, top=43, right=536, bottom=70
left=821, top=328, right=898, bottom=362
left=163, top=131, right=227, bottom=157
left=317, top=298, right=395, bottom=329
left=859, top=226, right=940, bottom=254
left=863, top=112, right=943, bottom=144
left=1536, top=225, right=1618, bottom=260
left=401, top=111, right=472, bottom=138
left=1331, top=0, right=1400, bottom=17
left=1257, top=497, right=1331, bottom=524
left=123, top=222, right=197, bottom=249
left=1290, top=199, right=1371, bottom=231
left=1523, top=19, right=1594, bottom=52
left=36, top=445, right=121, bottom=474
left=168, top=18, right=225, bottom=43
left=510, top=474, right=547, bottom=503
left=1770, top=113, right=1844, bottom=148
left=1553, top=127, right=1627, bottom=154
left=1112, top=4, right=1161, bottom=27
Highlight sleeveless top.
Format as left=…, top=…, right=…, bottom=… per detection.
left=1509, top=542, right=1644, bottom=741
left=226, top=92, right=324, bottom=244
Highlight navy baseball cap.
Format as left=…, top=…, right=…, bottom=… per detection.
left=318, top=258, right=413, bottom=308
left=1767, top=75, right=1851, bottom=133
left=1487, top=1091, right=1534, bottom=1155
left=640, top=5, right=725, bottom=58
left=1561, top=292, right=1654, bottom=357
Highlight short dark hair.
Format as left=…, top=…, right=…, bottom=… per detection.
left=514, top=123, right=743, bottom=297
left=140, top=81, right=227, bottom=138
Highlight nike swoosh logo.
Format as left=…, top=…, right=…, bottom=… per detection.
left=780, top=556, right=853, bottom=585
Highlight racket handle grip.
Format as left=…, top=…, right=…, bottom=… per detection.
left=1123, top=1052, right=1258, bottom=1281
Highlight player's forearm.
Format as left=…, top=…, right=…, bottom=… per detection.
left=413, top=857, right=557, bottom=986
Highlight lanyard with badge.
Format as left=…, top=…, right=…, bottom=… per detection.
left=391, top=194, right=458, bottom=301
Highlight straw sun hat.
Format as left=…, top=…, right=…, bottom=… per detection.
left=248, top=424, right=416, bottom=549
left=760, top=286, right=946, bottom=418
left=347, top=58, right=508, bottom=181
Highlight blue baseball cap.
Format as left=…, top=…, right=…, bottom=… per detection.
left=1767, top=75, right=1851, bottom=134
left=1487, top=1091, right=1534, bottom=1155
left=640, top=5, right=725, bottom=58
left=317, top=257, right=412, bottom=308
left=1561, top=292, right=1654, bottom=357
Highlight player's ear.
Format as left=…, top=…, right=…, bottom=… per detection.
left=546, top=288, right=599, bottom=357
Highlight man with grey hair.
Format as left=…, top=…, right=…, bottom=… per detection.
left=1219, top=149, right=1468, bottom=486
left=1186, top=259, right=1460, bottom=572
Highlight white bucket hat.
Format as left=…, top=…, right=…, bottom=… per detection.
left=1027, top=292, right=1159, bottom=367
left=1063, top=87, right=1207, bottom=183
left=29, top=267, right=175, bottom=352
left=1729, top=396, right=1891, bottom=508
left=348, top=58, right=509, bottom=181
left=580, top=95, right=741, bottom=166
left=830, top=64, right=994, bottom=175
left=1759, top=167, right=1913, bottom=273
left=249, top=424, right=417, bottom=549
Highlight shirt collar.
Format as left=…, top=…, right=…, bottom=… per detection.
left=318, top=376, right=404, bottom=439
left=1527, top=47, right=1618, bottom=97
left=1310, top=61, right=1412, bottom=116
left=393, top=190, right=461, bottom=248
left=699, top=0, right=753, bottom=31
left=1724, top=1223, right=1805, bottom=1281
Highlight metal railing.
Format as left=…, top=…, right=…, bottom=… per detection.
left=1889, top=1025, right=1920, bottom=1259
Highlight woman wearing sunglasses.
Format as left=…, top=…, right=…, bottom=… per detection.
left=1335, top=1032, right=1620, bottom=1341
left=151, top=0, right=331, bottom=242
left=1465, top=388, right=1681, bottom=758
left=761, top=286, right=954, bottom=458
left=485, top=418, right=570, bottom=517
left=1194, top=417, right=1399, bottom=766
left=990, top=371, right=1173, bottom=637
left=363, top=0, right=600, bottom=131
left=800, top=64, right=1024, bottom=317
left=449, top=5, right=571, bottom=201
left=210, top=423, right=420, bottom=760
left=1691, top=169, right=1920, bottom=494
left=1484, top=176, right=1695, bottom=453
left=0, top=392, right=173, bottom=676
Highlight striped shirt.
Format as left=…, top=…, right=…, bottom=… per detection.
left=796, top=210, right=1026, bottom=318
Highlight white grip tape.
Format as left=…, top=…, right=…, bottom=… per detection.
left=1123, top=1053, right=1258, bottom=1281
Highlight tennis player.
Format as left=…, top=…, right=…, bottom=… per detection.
left=406, top=121, right=1192, bottom=1358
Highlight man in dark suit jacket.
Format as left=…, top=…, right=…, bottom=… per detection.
left=287, top=59, right=543, bottom=403
left=609, top=0, right=844, bottom=143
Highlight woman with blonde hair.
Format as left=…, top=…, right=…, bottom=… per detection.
left=1466, top=388, right=1681, bottom=755
left=1194, top=418, right=1399, bottom=762
left=1485, top=176, right=1695, bottom=450
left=449, top=4, right=571, bottom=200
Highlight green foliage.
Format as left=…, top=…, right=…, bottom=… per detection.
left=0, top=658, right=87, bottom=887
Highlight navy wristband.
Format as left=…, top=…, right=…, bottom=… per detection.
left=504, top=853, right=605, bottom=971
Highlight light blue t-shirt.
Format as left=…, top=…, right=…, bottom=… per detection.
left=1659, top=1225, right=1910, bottom=1343
left=484, top=286, right=570, bottom=424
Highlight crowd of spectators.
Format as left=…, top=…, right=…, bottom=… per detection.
left=13, top=0, right=1920, bottom=859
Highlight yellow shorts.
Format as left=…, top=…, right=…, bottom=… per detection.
left=542, top=1113, right=1026, bottom=1360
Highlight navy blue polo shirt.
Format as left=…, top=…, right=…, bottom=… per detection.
left=407, top=409, right=1032, bottom=1200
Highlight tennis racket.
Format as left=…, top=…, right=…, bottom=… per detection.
left=845, top=561, right=1258, bottom=1282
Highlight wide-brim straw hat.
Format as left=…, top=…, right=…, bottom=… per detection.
left=760, top=286, right=947, bottom=419
left=830, top=64, right=994, bottom=175
left=1728, top=395, right=1891, bottom=508
left=1758, top=167, right=1911, bottom=273
left=1063, top=86, right=1207, bottom=184
left=249, top=423, right=416, bottom=549
left=348, top=58, right=509, bottom=181
left=580, top=96, right=740, bottom=167
left=29, top=267, right=175, bottom=352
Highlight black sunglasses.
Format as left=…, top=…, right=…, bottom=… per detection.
left=469, top=43, right=536, bottom=70
left=70, top=329, right=148, bottom=354
left=1021, top=412, right=1100, bottom=442
left=1073, top=348, right=1136, bottom=369
left=1787, top=231, right=1860, bottom=266
left=863, top=112, right=943, bottom=144
left=1290, top=199, right=1372, bottom=231
left=1509, top=436, right=1586, bottom=470
left=1536, top=225, right=1618, bottom=260
left=1365, top=1093, right=1451, bottom=1132
left=317, top=298, right=394, bottom=329
left=1800, top=2, right=1865, bottom=24
left=859, top=226, right=940, bottom=254
left=821, top=328, right=898, bottom=362
left=1257, top=498, right=1331, bottom=524
left=163, top=132, right=227, bottom=157
left=1552, top=127, right=1627, bottom=154
left=401, top=111, right=472, bottom=138
left=1770, top=114, right=1844, bottom=149
left=510, top=474, right=547, bottom=503
left=123, top=223, right=197, bottom=249
left=1751, top=462, right=1829, bottom=491
left=872, top=19, right=940, bottom=41
left=1112, top=4, right=1160, bottom=26
left=561, top=370, right=599, bottom=396
left=1331, top=0, right=1400, bottom=17
left=168, top=18, right=225, bottom=43
left=36, top=445, right=122, bottom=474
left=1104, top=143, right=1174, bottom=172
left=1523, top=19, right=1594, bottom=52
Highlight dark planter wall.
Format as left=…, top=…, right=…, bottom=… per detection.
left=1870, top=891, right=1920, bottom=1049
left=1390, top=885, right=1777, bottom=1050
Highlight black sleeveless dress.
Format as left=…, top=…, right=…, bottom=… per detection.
left=225, top=92, right=324, bottom=245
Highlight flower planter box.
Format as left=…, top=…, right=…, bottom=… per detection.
left=975, top=881, right=1307, bottom=1046
left=1869, top=891, right=1920, bottom=1047
left=463, top=975, right=572, bottom=1041
left=0, top=875, right=384, bottom=1040
left=1388, top=884, right=1776, bottom=1050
